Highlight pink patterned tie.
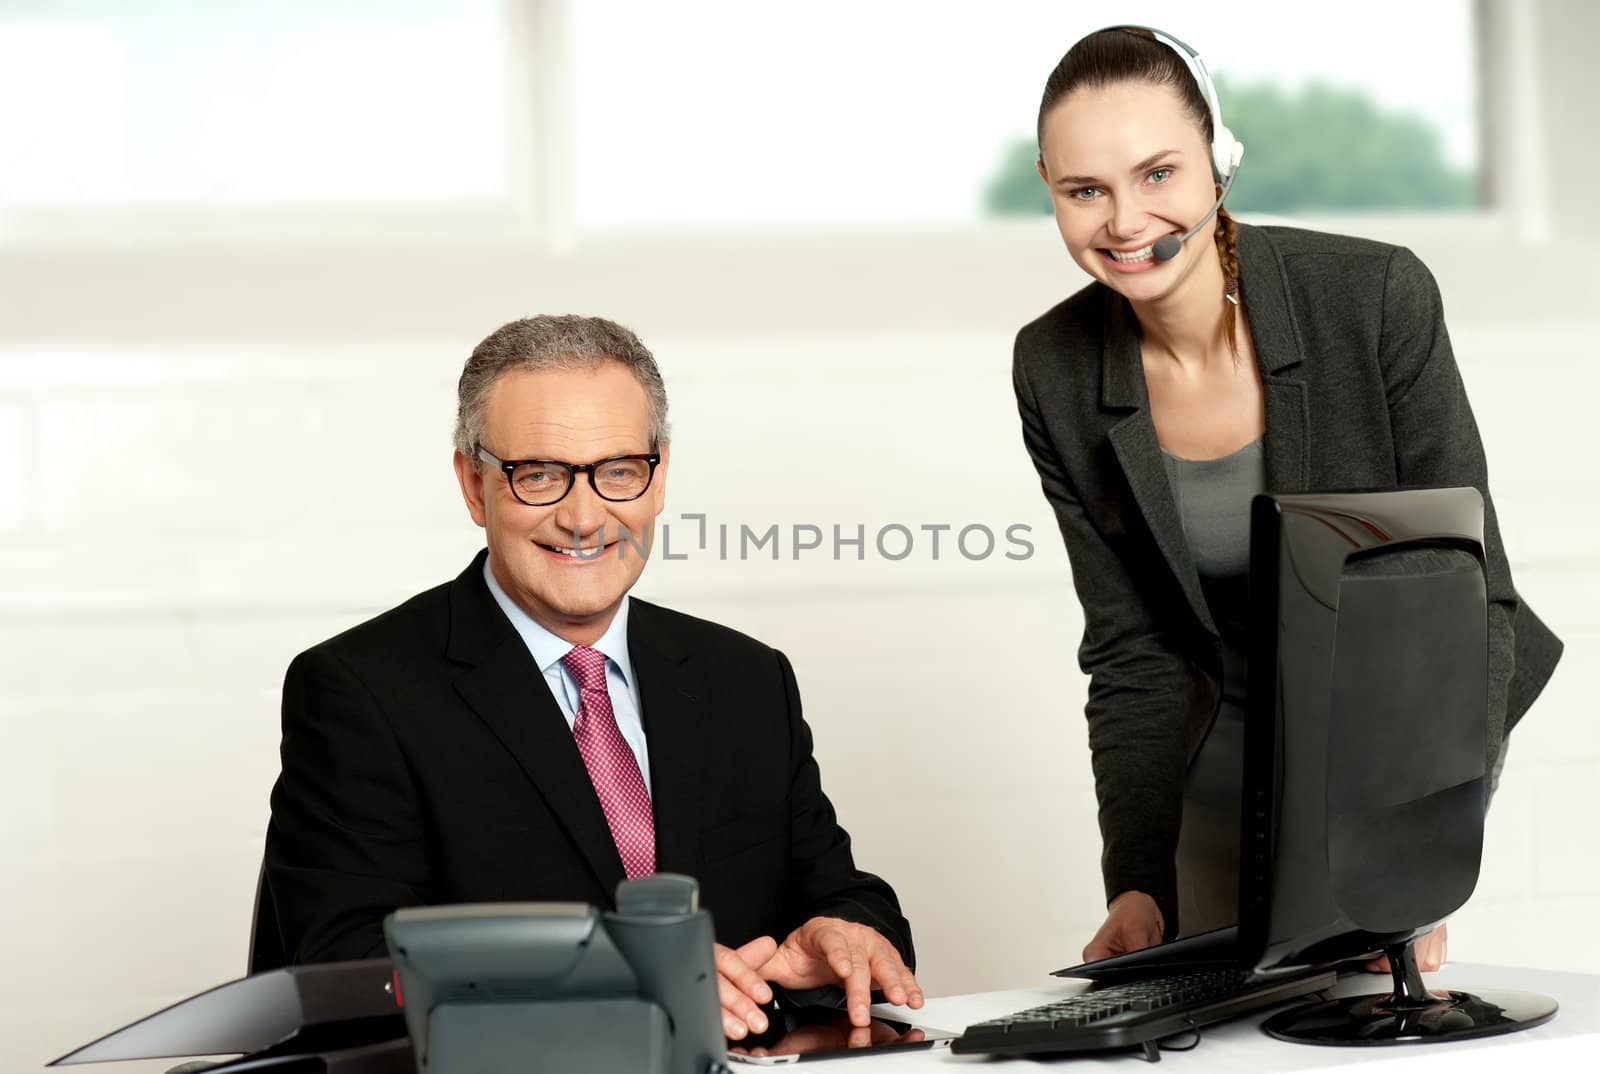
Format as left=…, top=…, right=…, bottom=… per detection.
left=561, top=646, right=657, bottom=879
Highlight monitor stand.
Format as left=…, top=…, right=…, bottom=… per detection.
left=1260, top=938, right=1558, bottom=1045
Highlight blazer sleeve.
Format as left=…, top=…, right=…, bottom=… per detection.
left=1015, top=351, right=1196, bottom=928
left=1379, top=247, right=1516, bottom=770
left=776, top=648, right=916, bottom=968
left=265, top=646, right=432, bottom=963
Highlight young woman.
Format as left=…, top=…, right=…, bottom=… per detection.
left=1015, top=27, right=1562, bottom=969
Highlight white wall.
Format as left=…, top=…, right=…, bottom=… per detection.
left=3, top=3, right=1599, bottom=1071
left=4, top=239, right=1597, bottom=1072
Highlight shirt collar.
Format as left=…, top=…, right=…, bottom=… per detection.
left=481, top=557, right=634, bottom=688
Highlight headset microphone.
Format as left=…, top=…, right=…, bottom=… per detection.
left=1152, top=141, right=1244, bottom=263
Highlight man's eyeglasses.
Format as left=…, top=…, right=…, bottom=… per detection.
left=476, top=445, right=662, bottom=507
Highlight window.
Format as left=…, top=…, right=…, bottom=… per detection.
left=0, top=0, right=1483, bottom=237
left=0, top=0, right=510, bottom=211
left=569, top=0, right=1481, bottom=229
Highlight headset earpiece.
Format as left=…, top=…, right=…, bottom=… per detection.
left=1108, top=26, right=1245, bottom=184
left=1213, top=124, right=1244, bottom=182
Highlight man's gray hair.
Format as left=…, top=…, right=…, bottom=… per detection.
left=454, top=314, right=670, bottom=459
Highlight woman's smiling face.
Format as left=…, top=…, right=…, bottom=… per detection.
left=1037, top=79, right=1220, bottom=305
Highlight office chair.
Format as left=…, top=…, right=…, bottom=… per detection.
left=247, top=860, right=288, bottom=975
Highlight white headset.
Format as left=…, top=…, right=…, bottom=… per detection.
left=1107, top=25, right=1246, bottom=183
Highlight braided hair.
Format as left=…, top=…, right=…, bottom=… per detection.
left=1215, top=204, right=1241, bottom=357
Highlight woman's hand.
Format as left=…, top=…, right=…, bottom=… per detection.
left=1365, top=923, right=1448, bottom=974
left=1082, top=891, right=1165, bottom=962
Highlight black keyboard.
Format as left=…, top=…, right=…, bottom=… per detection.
left=952, top=968, right=1335, bottom=1059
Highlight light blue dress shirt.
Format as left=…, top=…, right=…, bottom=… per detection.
left=482, top=560, right=652, bottom=796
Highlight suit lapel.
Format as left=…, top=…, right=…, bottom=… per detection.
left=626, top=600, right=707, bottom=878
left=1237, top=225, right=1310, bottom=493
left=1100, top=293, right=1217, bottom=635
left=445, top=554, right=625, bottom=897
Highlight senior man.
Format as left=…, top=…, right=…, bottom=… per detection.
left=264, top=315, right=921, bottom=1038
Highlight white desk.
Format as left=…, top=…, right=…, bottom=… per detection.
left=851, top=964, right=1599, bottom=1071
left=66, top=963, right=1599, bottom=1074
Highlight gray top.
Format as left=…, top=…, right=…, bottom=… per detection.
left=1162, top=439, right=1266, bottom=938
left=1162, top=438, right=1266, bottom=700
left=1160, top=437, right=1266, bottom=582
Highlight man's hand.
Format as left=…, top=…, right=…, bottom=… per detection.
left=758, top=916, right=925, bottom=1027
left=1365, top=923, right=1448, bottom=974
left=1082, top=891, right=1164, bottom=963
left=715, top=936, right=779, bottom=1040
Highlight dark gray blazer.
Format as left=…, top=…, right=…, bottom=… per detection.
left=1013, top=223, right=1562, bottom=925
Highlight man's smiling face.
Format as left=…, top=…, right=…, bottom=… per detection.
left=454, top=361, right=668, bottom=644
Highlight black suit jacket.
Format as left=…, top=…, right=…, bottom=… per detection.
left=264, top=551, right=913, bottom=967
left=1013, top=223, right=1563, bottom=925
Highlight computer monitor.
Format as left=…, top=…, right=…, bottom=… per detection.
left=1245, top=487, right=1556, bottom=1044
left=1057, top=487, right=1556, bottom=1045
left=1241, top=487, right=1488, bottom=968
